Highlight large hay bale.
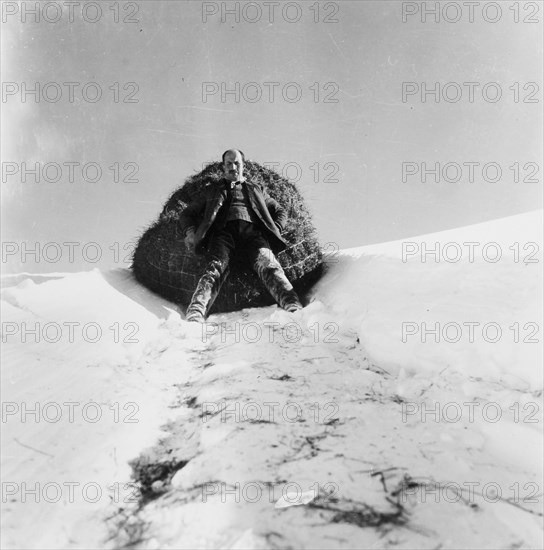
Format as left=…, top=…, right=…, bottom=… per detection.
left=131, top=160, right=324, bottom=314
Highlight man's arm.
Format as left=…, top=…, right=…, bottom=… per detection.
left=261, top=185, right=288, bottom=232
left=178, top=194, right=206, bottom=237
left=178, top=194, right=207, bottom=254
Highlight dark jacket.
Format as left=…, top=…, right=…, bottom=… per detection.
left=178, top=179, right=288, bottom=255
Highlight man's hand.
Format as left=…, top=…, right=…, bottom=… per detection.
left=184, top=228, right=196, bottom=254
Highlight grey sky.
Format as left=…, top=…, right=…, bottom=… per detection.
left=1, top=0, right=542, bottom=273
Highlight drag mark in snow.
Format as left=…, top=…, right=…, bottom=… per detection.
left=13, top=437, right=54, bottom=458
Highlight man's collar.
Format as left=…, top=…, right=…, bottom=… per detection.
left=224, top=176, right=247, bottom=189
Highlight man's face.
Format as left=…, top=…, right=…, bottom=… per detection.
left=223, top=150, right=244, bottom=182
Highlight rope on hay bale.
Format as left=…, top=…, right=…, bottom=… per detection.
left=131, top=160, right=324, bottom=314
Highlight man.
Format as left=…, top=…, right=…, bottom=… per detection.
left=179, top=149, right=303, bottom=323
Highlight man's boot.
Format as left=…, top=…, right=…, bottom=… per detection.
left=186, top=259, right=228, bottom=322
left=252, top=248, right=303, bottom=312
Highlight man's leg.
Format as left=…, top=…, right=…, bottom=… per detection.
left=251, top=247, right=302, bottom=312
left=186, top=228, right=233, bottom=322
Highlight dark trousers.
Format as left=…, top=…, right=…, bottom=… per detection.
left=206, top=219, right=271, bottom=266
left=187, top=220, right=299, bottom=317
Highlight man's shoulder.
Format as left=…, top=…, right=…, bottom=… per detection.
left=244, top=178, right=264, bottom=191
left=202, top=178, right=227, bottom=195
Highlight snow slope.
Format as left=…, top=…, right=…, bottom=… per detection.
left=1, top=211, right=542, bottom=549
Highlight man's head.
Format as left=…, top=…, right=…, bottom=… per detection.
left=222, top=149, right=245, bottom=182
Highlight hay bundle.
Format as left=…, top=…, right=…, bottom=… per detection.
left=131, top=160, right=324, bottom=314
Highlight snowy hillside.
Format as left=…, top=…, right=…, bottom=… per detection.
left=1, top=211, right=543, bottom=549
